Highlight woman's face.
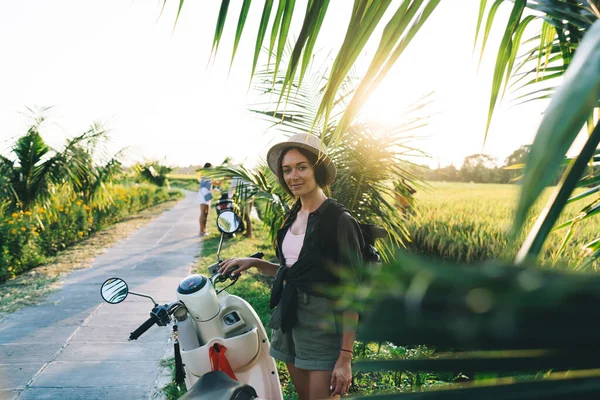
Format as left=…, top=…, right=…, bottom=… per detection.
left=281, top=149, right=318, bottom=197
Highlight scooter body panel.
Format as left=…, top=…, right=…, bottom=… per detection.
left=178, top=290, right=283, bottom=400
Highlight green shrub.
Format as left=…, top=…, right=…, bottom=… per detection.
left=0, top=183, right=178, bottom=282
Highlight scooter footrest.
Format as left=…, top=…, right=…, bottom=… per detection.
left=180, top=371, right=257, bottom=400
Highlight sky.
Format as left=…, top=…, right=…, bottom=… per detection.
left=0, top=1, right=559, bottom=169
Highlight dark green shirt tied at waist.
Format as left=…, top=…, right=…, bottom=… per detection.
left=267, top=199, right=364, bottom=334
left=268, top=251, right=335, bottom=333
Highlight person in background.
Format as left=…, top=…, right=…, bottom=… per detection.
left=198, top=162, right=213, bottom=236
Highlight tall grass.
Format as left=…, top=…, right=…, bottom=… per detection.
left=406, top=182, right=599, bottom=268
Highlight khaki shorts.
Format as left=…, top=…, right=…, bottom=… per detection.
left=269, top=290, right=342, bottom=371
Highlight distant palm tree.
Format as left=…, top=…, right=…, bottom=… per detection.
left=0, top=114, right=108, bottom=211
left=69, top=144, right=124, bottom=207
left=134, top=161, right=173, bottom=187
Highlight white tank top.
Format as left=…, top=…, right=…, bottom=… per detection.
left=281, top=230, right=305, bottom=267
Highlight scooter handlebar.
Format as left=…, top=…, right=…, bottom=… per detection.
left=210, top=252, right=265, bottom=283
left=129, top=316, right=157, bottom=341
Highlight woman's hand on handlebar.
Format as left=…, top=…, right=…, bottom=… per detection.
left=218, top=258, right=256, bottom=277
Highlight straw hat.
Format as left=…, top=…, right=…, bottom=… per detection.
left=266, top=133, right=336, bottom=185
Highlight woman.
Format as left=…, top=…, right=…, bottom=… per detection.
left=219, top=134, right=364, bottom=399
left=198, top=162, right=213, bottom=236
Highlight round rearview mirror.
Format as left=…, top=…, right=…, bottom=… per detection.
left=217, top=210, right=240, bottom=234
left=101, top=277, right=129, bottom=304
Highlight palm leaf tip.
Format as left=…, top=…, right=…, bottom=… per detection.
left=211, top=0, right=232, bottom=60
left=230, top=0, right=252, bottom=69
left=172, top=0, right=186, bottom=34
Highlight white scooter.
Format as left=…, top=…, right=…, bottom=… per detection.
left=100, top=210, right=283, bottom=400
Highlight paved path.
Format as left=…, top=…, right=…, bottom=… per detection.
left=0, top=191, right=201, bottom=400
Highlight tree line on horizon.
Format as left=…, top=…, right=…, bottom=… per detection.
left=417, top=145, right=535, bottom=184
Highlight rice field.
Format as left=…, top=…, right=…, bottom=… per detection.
left=406, top=182, right=600, bottom=270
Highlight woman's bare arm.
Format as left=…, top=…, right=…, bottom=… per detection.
left=218, top=257, right=280, bottom=277
left=252, top=259, right=280, bottom=277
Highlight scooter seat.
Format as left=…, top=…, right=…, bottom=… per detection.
left=180, top=371, right=257, bottom=400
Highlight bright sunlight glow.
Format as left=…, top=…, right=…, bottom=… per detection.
left=0, top=1, right=554, bottom=170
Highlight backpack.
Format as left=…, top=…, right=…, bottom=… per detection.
left=319, top=200, right=387, bottom=264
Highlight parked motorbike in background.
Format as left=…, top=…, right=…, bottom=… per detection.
left=100, top=210, right=282, bottom=399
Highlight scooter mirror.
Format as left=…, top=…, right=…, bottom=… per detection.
left=100, top=277, right=129, bottom=304
left=216, top=210, right=240, bottom=234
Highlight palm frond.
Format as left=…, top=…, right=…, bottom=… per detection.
left=250, top=45, right=428, bottom=253
left=346, top=251, right=600, bottom=350
left=513, top=20, right=600, bottom=260
left=476, top=0, right=598, bottom=140
left=328, top=0, right=441, bottom=143
left=210, top=0, right=231, bottom=62
left=206, top=0, right=439, bottom=146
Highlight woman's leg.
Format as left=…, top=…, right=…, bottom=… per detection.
left=309, top=370, right=339, bottom=400
left=287, top=363, right=310, bottom=400
left=199, top=204, right=209, bottom=234
left=199, top=205, right=203, bottom=235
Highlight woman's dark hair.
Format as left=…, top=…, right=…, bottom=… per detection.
left=276, top=146, right=328, bottom=196
left=203, top=162, right=213, bottom=169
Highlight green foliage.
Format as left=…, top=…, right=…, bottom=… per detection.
left=351, top=344, right=451, bottom=395
left=325, top=120, right=423, bottom=252
left=328, top=0, right=441, bottom=141
left=0, top=117, right=111, bottom=211
left=168, top=174, right=200, bottom=191
left=413, top=146, right=587, bottom=186
left=0, top=112, right=169, bottom=282
left=459, top=154, right=503, bottom=184
left=206, top=0, right=440, bottom=139
left=475, top=0, right=598, bottom=138
left=241, top=49, right=425, bottom=254
left=505, top=145, right=531, bottom=168
left=134, top=161, right=173, bottom=187
left=205, top=164, right=290, bottom=241
left=476, top=3, right=600, bottom=262
left=0, top=184, right=176, bottom=282
left=69, top=144, right=124, bottom=207
left=160, top=357, right=188, bottom=400
left=338, top=247, right=600, bottom=399
left=514, top=21, right=600, bottom=263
